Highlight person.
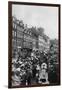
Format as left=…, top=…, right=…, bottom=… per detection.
left=12, top=70, right=21, bottom=86
left=39, top=63, right=49, bottom=84
left=21, top=57, right=32, bottom=85
left=26, top=68, right=32, bottom=85
left=20, top=70, right=26, bottom=85
left=32, top=64, right=37, bottom=79
left=35, top=64, right=40, bottom=83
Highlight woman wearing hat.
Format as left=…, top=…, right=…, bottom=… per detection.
left=39, top=63, right=49, bottom=84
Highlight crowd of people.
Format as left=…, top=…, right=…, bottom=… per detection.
left=12, top=48, right=49, bottom=86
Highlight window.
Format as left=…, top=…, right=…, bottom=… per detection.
left=13, top=23, right=14, bottom=29
left=14, top=24, right=17, bottom=29
left=17, top=31, right=23, bottom=38
left=14, top=31, right=16, bottom=37
left=12, top=30, right=14, bottom=37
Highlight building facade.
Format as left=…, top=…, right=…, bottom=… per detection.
left=38, top=35, right=50, bottom=53
left=12, top=17, right=50, bottom=58
left=12, top=17, right=39, bottom=57
left=12, top=17, right=24, bottom=57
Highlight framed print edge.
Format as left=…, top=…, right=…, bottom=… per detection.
left=8, top=1, right=61, bottom=88
left=8, top=2, right=12, bottom=88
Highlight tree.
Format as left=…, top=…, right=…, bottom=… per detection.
left=37, top=27, right=44, bottom=36
left=48, top=39, right=59, bottom=83
left=31, top=26, right=38, bottom=36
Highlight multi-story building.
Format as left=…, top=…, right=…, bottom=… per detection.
left=12, top=17, right=50, bottom=58
left=12, top=17, right=24, bottom=57
left=38, top=34, right=50, bottom=53
left=12, top=17, right=39, bottom=57
left=23, top=27, right=38, bottom=50
left=12, top=17, right=17, bottom=57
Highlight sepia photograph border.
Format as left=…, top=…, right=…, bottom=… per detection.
left=8, top=1, right=61, bottom=88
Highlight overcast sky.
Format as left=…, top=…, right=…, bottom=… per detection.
left=12, top=4, right=59, bottom=39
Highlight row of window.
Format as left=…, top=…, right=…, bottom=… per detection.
left=13, top=22, right=17, bottom=29
left=12, top=38, right=34, bottom=48
left=13, top=22, right=37, bottom=37
left=12, top=30, right=16, bottom=37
